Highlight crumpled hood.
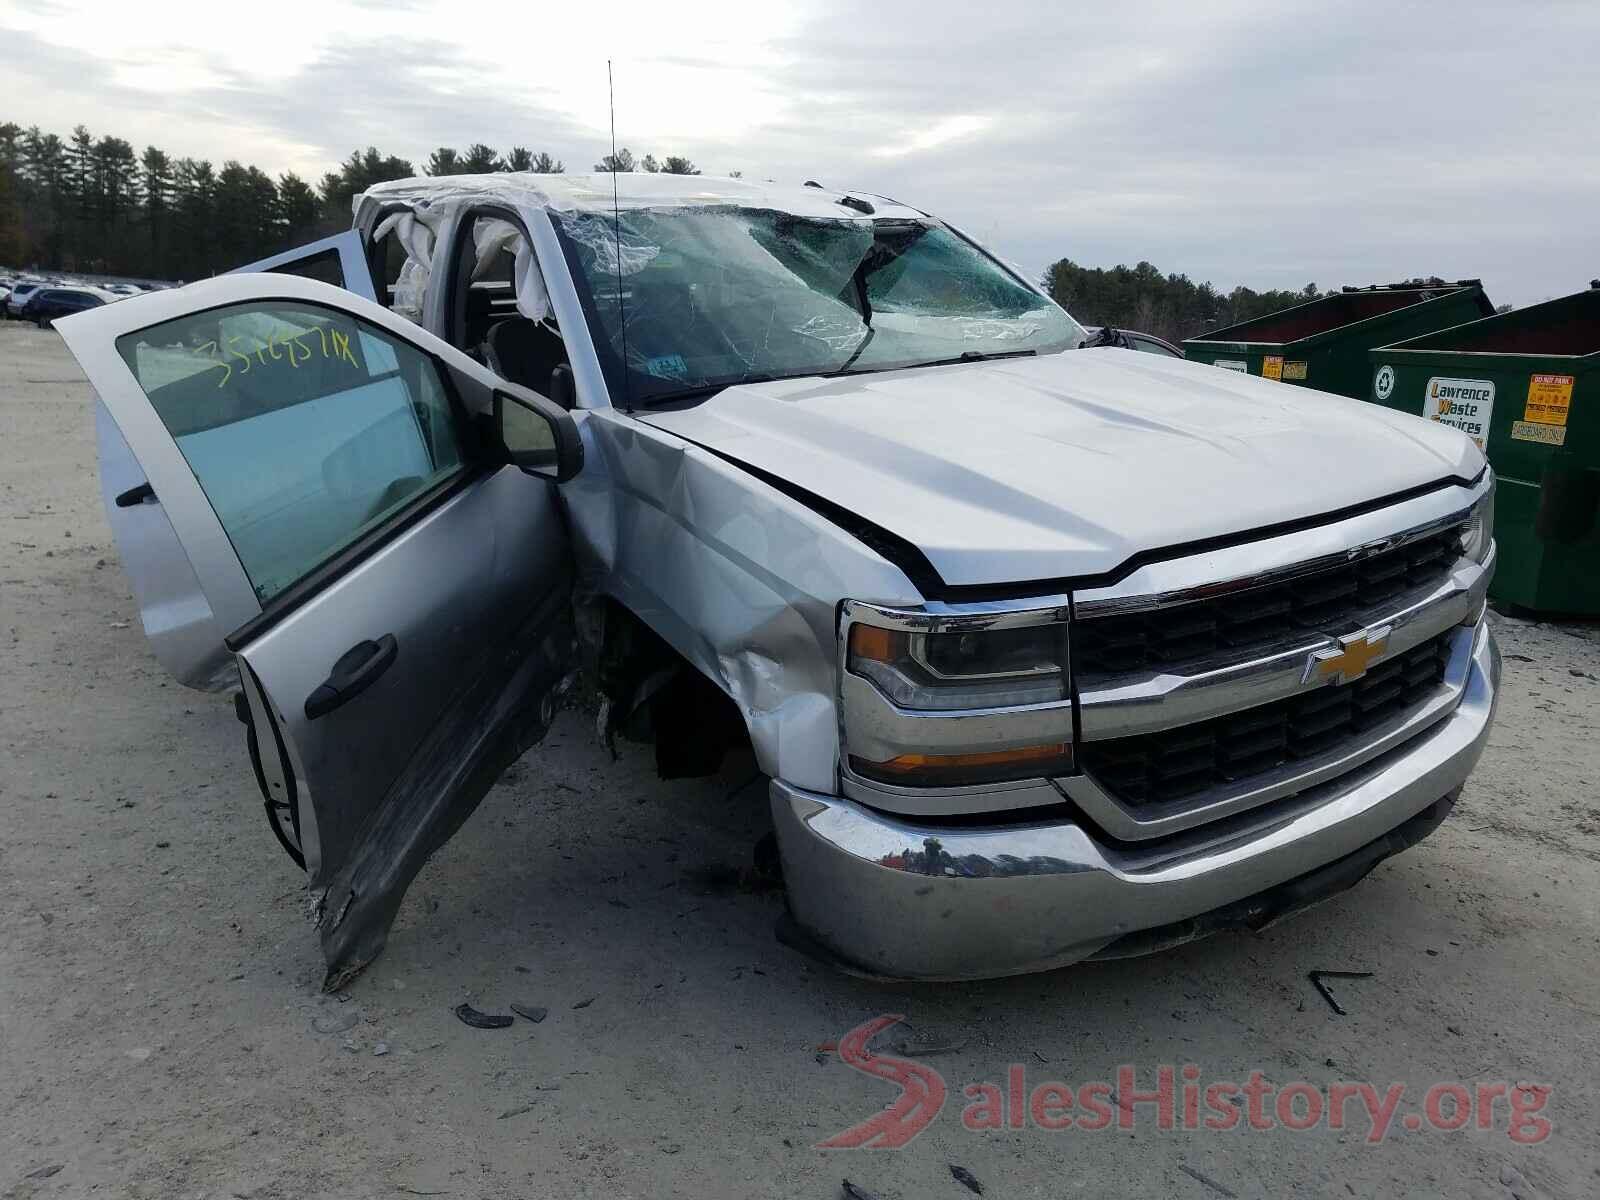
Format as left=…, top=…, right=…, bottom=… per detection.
left=638, top=348, right=1484, bottom=589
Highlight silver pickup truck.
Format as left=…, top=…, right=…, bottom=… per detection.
left=56, top=173, right=1499, bottom=988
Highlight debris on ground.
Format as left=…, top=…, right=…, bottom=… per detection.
left=572, top=997, right=595, bottom=1010
left=891, top=1038, right=968, bottom=1057
left=1179, top=1163, right=1238, bottom=1198
left=373, top=1041, right=390, bottom=1056
left=454, top=1002, right=514, bottom=1029
left=1499, top=1164, right=1547, bottom=1200
left=24, top=1164, right=65, bottom=1180
left=840, top=1181, right=883, bottom=1200
left=311, top=1009, right=360, bottom=1035
left=1308, top=969, right=1374, bottom=1016
left=511, top=1003, right=548, bottom=1023
left=498, top=1103, right=538, bottom=1120
left=949, top=1164, right=984, bottom=1194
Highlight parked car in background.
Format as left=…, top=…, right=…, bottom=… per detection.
left=29, top=287, right=107, bottom=327
left=6, top=281, right=44, bottom=319
left=1082, top=324, right=1185, bottom=358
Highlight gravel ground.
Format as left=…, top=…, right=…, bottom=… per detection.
left=2, top=319, right=1597, bottom=1199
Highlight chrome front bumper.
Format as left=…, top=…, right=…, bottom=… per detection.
left=772, top=618, right=1499, bottom=981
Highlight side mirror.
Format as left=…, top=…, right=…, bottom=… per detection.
left=493, top=388, right=584, bottom=483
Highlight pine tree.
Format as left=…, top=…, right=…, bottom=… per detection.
left=458, top=143, right=501, bottom=173
left=139, top=148, right=174, bottom=277
left=425, top=147, right=461, bottom=176
left=593, top=147, right=636, bottom=172
left=276, top=172, right=319, bottom=244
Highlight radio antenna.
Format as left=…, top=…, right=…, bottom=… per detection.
left=608, top=59, right=631, bottom=411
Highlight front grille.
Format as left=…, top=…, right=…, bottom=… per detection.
left=1072, top=525, right=1463, bottom=677
left=1078, top=634, right=1453, bottom=809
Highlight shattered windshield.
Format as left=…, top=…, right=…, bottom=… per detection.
left=551, top=205, right=1084, bottom=404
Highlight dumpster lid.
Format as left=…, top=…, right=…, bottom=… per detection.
left=1380, top=286, right=1600, bottom=361
left=1186, top=280, right=1490, bottom=349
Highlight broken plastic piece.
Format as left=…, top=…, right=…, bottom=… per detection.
left=949, top=1164, right=984, bottom=1195
left=1308, top=969, right=1374, bottom=1016
left=454, top=1002, right=513, bottom=1029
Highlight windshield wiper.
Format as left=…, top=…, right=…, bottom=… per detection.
left=632, top=373, right=778, bottom=410
left=828, top=326, right=876, bottom=376
left=896, top=348, right=1039, bottom=371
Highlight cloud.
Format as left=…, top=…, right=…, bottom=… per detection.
left=3, top=0, right=1597, bottom=304
left=873, top=116, right=989, bottom=158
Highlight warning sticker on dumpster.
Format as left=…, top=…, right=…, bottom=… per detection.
left=1214, top=359, right=1247, bottom=372
left=1511, top=419, right=1567, bottom=446
left=1523, top=374, right=1573, bottom=426
left=1262, top=356, right=1284, bottom=381
left=1282, top=361, right=1308, bottom=381
left=1424, top=377, right=1495, bottom=448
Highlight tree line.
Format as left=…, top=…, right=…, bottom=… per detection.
left=1044, top=258, right=1329, bottom=344
left=0, top=119, right=707, bottom=281
left=1041, top=262, right=1502, bottom=342
left=0, top=115, right=1443, bottom=338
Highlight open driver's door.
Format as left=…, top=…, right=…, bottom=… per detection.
left=57, top=272, right=582, bottom=988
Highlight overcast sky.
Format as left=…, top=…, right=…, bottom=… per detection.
left=4, top=0, right=1596, bottom=306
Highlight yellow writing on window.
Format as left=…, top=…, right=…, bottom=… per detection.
left=193, top=325, right=362, bottom=389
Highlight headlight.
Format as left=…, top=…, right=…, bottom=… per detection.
left=1459, top=476, right=1496, bottom=565
left=847, top=623, right=1067, bottom=711
left=841, top=605, right=1075, bottom=788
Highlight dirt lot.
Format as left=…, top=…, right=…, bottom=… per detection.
left=2, top=319, right=1598, bottom=1199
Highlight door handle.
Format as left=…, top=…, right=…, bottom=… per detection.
left=115, top=482, right=156, bottom=507
left=303, top=634, right=399, bottom=720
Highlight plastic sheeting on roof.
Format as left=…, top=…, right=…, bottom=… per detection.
left=357, top=172, right=926, bottom=224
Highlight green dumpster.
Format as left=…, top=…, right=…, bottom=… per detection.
left=1366, top=283, right=1600, bottom=615
left=1183, top=281, right=1495, bottom=398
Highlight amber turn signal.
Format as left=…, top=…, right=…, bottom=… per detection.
left=847, top=623, right=903, bottom=665
left=851, top=742, right=1073, bottom=787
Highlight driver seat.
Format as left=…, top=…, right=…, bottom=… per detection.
left=483, top=318, right=569, bottom=404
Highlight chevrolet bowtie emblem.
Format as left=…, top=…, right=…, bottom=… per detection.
left=1305, top=626, right=1392, bottom=685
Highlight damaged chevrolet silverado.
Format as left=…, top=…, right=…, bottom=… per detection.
left=55, top=173, right=1499, bottom=988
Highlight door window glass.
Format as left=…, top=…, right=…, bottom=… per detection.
left=264, top=248, right=344, bottom=289
left=116, top=301, right=463, bottom=603
left=1129, top=335, right=1181, bottom=358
